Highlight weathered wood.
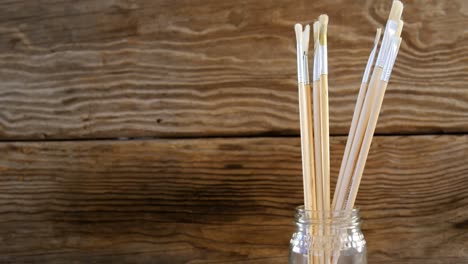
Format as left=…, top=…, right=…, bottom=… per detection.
left=0, top=0, right=467, bottom=139
left=0, top=135, right=466, bottom=263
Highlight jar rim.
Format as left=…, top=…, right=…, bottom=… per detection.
left=294, top=205, right=361, bottom=224
left=295, top=205, right=360, bottom=214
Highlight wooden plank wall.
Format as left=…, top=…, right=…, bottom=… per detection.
left=0, top=0, right=467, bottom=263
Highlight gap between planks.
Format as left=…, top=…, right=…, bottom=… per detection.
left=0, top=131, right=467, bottom=143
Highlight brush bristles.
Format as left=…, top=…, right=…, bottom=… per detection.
left=295, top=24, right=303, bottom=83
left=313, top=21, right=320, bottom=49
left=389, top=0, right=404, bottom=21
left=295, top=24, right=303, bottom=38
left=303, top=25, right=311, bottom=54
left=374, top=28, right=382, bottom=45
left=319, top=14, right=329, bottom=26
left=319, top=15, right=328, bottom=45
left=396, top=20, right=404, bottom=37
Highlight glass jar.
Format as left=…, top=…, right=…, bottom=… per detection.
left=289, top=206, right=367, bottom=264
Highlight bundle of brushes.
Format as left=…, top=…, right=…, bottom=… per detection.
left=295, top=0, right=404, bottom=219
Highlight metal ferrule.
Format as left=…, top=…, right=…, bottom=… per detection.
left=313, top=47, right=321, bottom=81
left=303, top=53, right=310, bottom=84
left=375, top=20, right=398, bottom=68
left=362, top=45, right=378, bottom=83
left=381, top=37, right=400, bottom=82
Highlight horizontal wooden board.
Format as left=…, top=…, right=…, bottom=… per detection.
left=0, top=135, right=466, bottom=263
left=0, top=0, right=467, bottom=139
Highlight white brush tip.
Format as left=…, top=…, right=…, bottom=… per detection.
left=313, top=21, right=319, bottom=37
left=396, top=20, right=404, bottom=37
left=389, top=1, right=404, bottom=21
left=318, top=15, right=328, bottom=45
left=303, top=25, right=311, bottom=52
left=295, top=24, right=303, bottom=42
left=295, top=24, right=303, bottom=34
left=313, top=21, right=319, bottom=32
left=304, top=24, right=311, bottom=36
left=374, top=28, right=382, bottom=45
left=319, top=14, right=329, bottom=25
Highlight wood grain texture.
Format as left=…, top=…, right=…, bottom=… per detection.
left=0, top=135, right=466, bottom=263
left=0, top=0, right=467, bottom=139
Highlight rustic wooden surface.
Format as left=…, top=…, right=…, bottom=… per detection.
left=1, top=0, right=467, bottom=263
left=0, top=0, right=467, bottom=139
left=0, top=136, right=467, bottom=263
